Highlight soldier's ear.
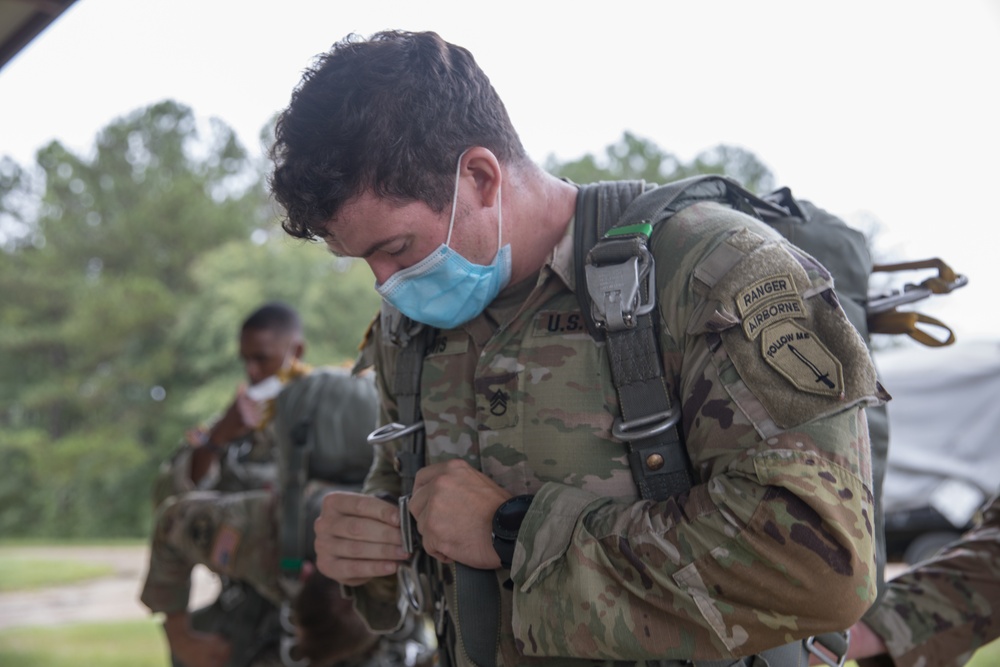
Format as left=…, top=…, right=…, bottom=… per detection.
left=461, top=146, right=501, bottom=209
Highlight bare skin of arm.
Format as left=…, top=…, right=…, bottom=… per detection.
left=162, top=611, right=232, bottom=667
left=190, top=389, right=262, bottom=484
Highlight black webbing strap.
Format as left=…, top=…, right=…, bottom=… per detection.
left=574, top=175, right=788, bottom=502
left=392, top=324, right=433, bottom=498
left=575, top=180, right=691, bottom=500
left=389, top=319, right=500, bottom=667
left=455, top=563, right=500, bottom=667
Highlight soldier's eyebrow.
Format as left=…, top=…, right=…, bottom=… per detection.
left=325, top=235, right=404, bottom=260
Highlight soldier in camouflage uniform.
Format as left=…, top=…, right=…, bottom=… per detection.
left=140, top=482, right=433, bottom=667
left=824, top=491, right=1000, bottom=667
left=269, top=31, right=885, bottom=666
left=153, top=302, right=311, bottom=507
left=142, top=376, right=437, bottom=667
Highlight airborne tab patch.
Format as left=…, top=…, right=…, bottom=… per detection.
left=760, top=321, right=844, bottom=397
left=737, top=273, right=805, bottom=339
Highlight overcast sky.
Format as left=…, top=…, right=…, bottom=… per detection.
left=2, top=0, right=998, bottom=342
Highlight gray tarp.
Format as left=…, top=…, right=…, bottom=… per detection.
left=877, top=338, right=1000, bottom=526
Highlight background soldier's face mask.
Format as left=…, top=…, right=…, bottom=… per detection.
left=375, top=150, right=511, bottom=330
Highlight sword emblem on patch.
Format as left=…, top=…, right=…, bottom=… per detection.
left=760, top=321, right=844, bottom=397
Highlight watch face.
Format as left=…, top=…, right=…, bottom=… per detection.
left=494, top=495, right=533, bottom=539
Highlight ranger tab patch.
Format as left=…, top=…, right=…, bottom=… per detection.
left=760, top=320, right=844, bottom=397
left=736, top=273, right=805, bottom=339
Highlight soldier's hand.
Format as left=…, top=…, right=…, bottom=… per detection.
left=409, top=459, right=512, bottom=569
left=314, top=491, right=410, bottom=586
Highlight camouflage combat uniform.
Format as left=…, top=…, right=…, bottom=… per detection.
left=353, top=201, right=885, bottom=665
left=140, top=486, right=286, bottom=614
left=860, top=492, right=1000, bottom=667
left=140, top=482, right=433, bottom=667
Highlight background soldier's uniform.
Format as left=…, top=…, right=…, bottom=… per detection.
left=354, top=201, right=885, bottom=665
left=140, top=482, right=430, bottom=667
left=151, top=359, right=315, bottom=508
left=152, top=427, right=281, bottom=509
left=859, top=492, right=1000, bottom=667
left=141, top=488, right=286, bottom=614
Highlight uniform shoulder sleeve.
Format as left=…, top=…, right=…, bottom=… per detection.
left=653, top=200, right=887, bottom=435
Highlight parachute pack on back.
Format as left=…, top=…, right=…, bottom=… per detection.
left=272, top=367, right=380, bottom=571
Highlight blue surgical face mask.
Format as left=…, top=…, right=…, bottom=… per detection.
left=375, top=151, right=511, bottom=329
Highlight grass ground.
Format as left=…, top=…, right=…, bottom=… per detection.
left=0, top=619, right=169, bottom=667
left=0, top=554, right=114, bottom=592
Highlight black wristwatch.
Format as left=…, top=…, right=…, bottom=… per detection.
left=491, top=494, right=534, bottom=569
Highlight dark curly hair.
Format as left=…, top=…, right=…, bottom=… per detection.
left=269, top=30, right=528, bottom=241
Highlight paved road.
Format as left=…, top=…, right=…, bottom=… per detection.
left=0, top=545, right=220, bottom=629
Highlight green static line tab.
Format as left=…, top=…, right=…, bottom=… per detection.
left=604, top=222, right=652, bottom=239
left=280, top=557, right=303, bottom=571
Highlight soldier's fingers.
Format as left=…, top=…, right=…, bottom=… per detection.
left=315, top=518, right=407, bottom=559
left=322, top=491, right=400, bottom=527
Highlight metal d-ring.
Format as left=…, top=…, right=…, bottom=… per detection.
left=366, top=421, right=425, bottom=445
left=611, top=406, right=680, bottom=441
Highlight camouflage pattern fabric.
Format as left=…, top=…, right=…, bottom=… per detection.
left=352, top=200, right=885, bottom=665
left=140, top=488, right=285, bottom=614
left=141, top=482, right=435, bottom=667
left=860, top=492, right=1000, bottom=667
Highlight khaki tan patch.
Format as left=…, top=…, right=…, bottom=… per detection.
left=760, top=321, right=844, bottom=397
left=736, top=273, right=798, bottom=317
left=742, top=298, right=806, bottom=339
left=737, top=273, right=805, bottom=339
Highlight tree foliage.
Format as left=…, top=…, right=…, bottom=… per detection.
left=545, top=131, right=776, bottom=194
left=0, top=101, right=378, bottom=537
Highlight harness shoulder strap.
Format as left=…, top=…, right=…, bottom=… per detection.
left=574, top=175, right=789, bottom=502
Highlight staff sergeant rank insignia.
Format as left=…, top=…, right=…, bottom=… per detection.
left=736, top=273, right=805, bottom=339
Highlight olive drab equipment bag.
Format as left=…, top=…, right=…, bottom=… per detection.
left=273, top=367, right=378, bottom=570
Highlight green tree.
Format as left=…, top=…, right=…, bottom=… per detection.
left=0, top=100, right=269, bottom=536
left=545, top=131, right=775, bottom=193
left=166, top=236, right=382, bottom=425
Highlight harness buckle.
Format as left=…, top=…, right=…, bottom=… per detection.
left=585, top=246, right=655, bottom=332
left=612, top=406, right=681, bottom=441
left=805, top=630, right=850, bottom=667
